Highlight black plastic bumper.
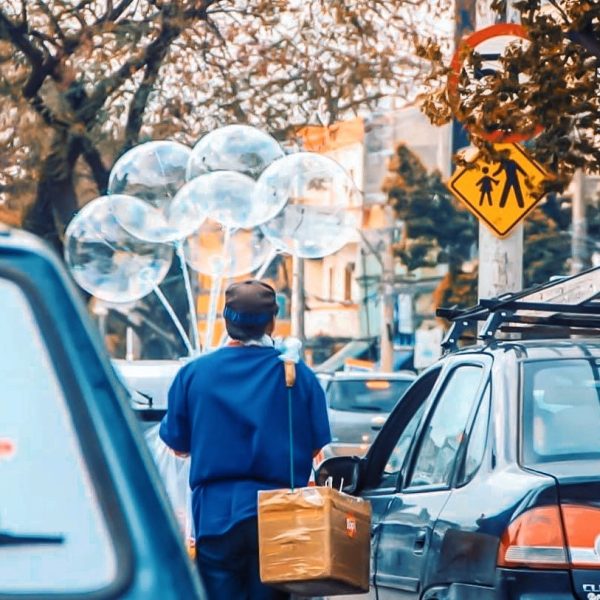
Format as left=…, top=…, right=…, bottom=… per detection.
left=495, top=567, right=575, bottom=599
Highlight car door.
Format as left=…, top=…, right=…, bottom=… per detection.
left=0, top=233, right=203, bottom=599
left=372, top=358, right=491, bottom=600
left=333, top=367, right=444, bottom=599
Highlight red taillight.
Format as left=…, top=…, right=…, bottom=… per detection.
left=561, top=504, right=600, bottom=569
left=498, top=506, right=568, bottom=569
left=498, top=504, right=600, bottom=570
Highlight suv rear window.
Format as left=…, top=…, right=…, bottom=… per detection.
left=0, top=278, right=119, bottom=595
left=328, top=378, right=413, bottom=413
left=522, top=359, right=600, bottom=464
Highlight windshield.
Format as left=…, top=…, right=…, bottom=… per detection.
left=327, top=378, right=412, bottom=413
left=522, top=359, right=600, bottom=465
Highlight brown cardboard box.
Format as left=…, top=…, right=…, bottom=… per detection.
left=258, top=486, right=372, bottom=596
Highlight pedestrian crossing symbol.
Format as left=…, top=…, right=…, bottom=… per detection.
left=448, top=143, right=549, bottom=238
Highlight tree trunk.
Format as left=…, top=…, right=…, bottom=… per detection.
left=23, top=130, right=83, bottom=253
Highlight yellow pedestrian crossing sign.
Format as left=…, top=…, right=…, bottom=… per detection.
left=447, top=143, right=549, bottom=238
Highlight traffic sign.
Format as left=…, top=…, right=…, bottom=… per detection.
left=447, top=143, right=549, bottom=238
left=448, top=23, right=542, bottom=144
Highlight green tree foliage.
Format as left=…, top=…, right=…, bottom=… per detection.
left=418, top=0, right=600, bottom=192
left=523, top=196, right=571, bottom=285
left=383, top=143, right=594, bottom=310
left=383, top=143, right=478, bottom=306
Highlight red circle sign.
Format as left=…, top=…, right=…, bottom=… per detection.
left=448, top=23, right=542, bottom=144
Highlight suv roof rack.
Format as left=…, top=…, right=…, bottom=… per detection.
left=437, top=266, right=600, bottom=352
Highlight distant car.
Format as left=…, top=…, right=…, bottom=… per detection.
left=0, top=228, right=203, bottom=598
left=112, top=359, right=185, bottom=429
left=317, top=371, right=416, bottom=459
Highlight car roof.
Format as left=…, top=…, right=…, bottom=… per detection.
left=318, top=371, right=417, bottom=381
left=112, top=359, right=187, bottom=408
left=453, top=338, right=600, bottom=361
left=112, top=358, right=187, bottom=375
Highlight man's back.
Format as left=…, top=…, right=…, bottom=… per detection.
left=160, top=279, right=331, bottom=600
left=160, top=344, right=330, bottom=538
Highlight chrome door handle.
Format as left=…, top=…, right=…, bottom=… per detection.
left=413, top=529, right=427, bottom=554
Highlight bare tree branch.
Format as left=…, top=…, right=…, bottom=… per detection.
left=123, top=41, right=170, bottom=149
left=81, top=138, right=110, bottom=193
left=108, top=0, right=142, bottom=22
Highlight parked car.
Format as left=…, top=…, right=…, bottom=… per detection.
left=317, top=268, right=600, bottom=600
left=317, top=371, right=416, bottom=459
left=0, top=228, right=204, bottom=598
left=112, top=358, right=185, bottom=430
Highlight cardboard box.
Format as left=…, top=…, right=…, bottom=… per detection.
left=258, top=486, right=372, bottom=596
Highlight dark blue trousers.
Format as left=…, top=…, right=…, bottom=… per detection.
left=196, top=517, right=290, bottom=600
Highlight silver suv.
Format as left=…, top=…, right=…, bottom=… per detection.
left=317, top=371, right=416, bottom=460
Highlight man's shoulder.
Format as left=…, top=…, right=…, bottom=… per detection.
left=183, top=348, right=229, bottom=369
left=294, top=360, right=321, bottom=384
left=182, top=346, right=278, bottom=368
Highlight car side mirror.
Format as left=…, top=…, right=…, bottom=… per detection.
left=315, top=456, right=361, bottom=495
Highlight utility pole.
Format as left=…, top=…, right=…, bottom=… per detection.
left=291, top=254, right=306, bottom=352
left=452, top=0, right=476, bottom=164
left=379, top=206, right=395, bottom=372
left=476, top=0, right=523, bottom=299
left=571, top=169, right=588, bottom=274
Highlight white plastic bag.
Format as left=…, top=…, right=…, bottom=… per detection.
left=144, top=424, right=194, bottom=549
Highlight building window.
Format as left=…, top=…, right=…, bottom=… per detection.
left=344, top=263, right=354, bottom=301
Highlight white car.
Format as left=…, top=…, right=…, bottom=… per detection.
left=112, top=359, right=186, bottom=428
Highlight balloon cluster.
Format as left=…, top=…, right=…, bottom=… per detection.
left=65, top=124, right=360, bottom=311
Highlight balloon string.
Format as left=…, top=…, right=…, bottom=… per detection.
left=255, top=247, right=278, bottom=280
left=205, top=227, right=232, bottom=350
left=153, top=286, right=194, bottom=355
left=175, top=241, right=201, bottom=353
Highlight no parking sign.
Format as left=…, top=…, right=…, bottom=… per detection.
left=448, top=23, right=542, bottom=144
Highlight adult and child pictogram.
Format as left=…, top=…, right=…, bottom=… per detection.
left=448, top=143, right=549, bottom=238
left=476, top=159, right=527, bottom=208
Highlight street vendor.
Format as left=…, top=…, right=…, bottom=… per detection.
left=160, top=280, right=331, bottom=600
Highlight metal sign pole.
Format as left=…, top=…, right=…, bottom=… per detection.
left=476, top=0, right=523, bottom=300
left=379, top=209, right=395, bottom=372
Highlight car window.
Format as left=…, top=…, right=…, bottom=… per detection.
left=407, top=365, right=484, bottom=489
left=457, top=384, right=491, bottom=486
left=385, top=404, right=425, bottom=474
left=0, top=279, right=118, bottom=595
left=328, top=379, right=413, bottom=413
left=522, top=359, right=600, bottom=465
left=361, top=367, right=442, bottom=491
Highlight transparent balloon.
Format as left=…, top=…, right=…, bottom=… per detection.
left=182, top=171, right=284, bottom=229
left=108, top=141, right=205, bottom=242
left=64, top=196, right=173, bottom=303
left=108, top=140, right=190, bottom=206
left=187, top=125, right=284, bottom=180
left=110, top=192, right=206, bottom=243
left=255, top=152, right=361, bottom=258
left=184, top=220, right=274, bottom=277
left=261, top=205, right=359, bottom=259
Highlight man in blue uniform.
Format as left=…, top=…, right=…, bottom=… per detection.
left=160, top=280, right=331, bottom=600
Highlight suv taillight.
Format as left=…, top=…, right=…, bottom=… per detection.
left=498, top=504, right=600, bottom=570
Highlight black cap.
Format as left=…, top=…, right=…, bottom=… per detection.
left=223, top=280, right=278, bottom=326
